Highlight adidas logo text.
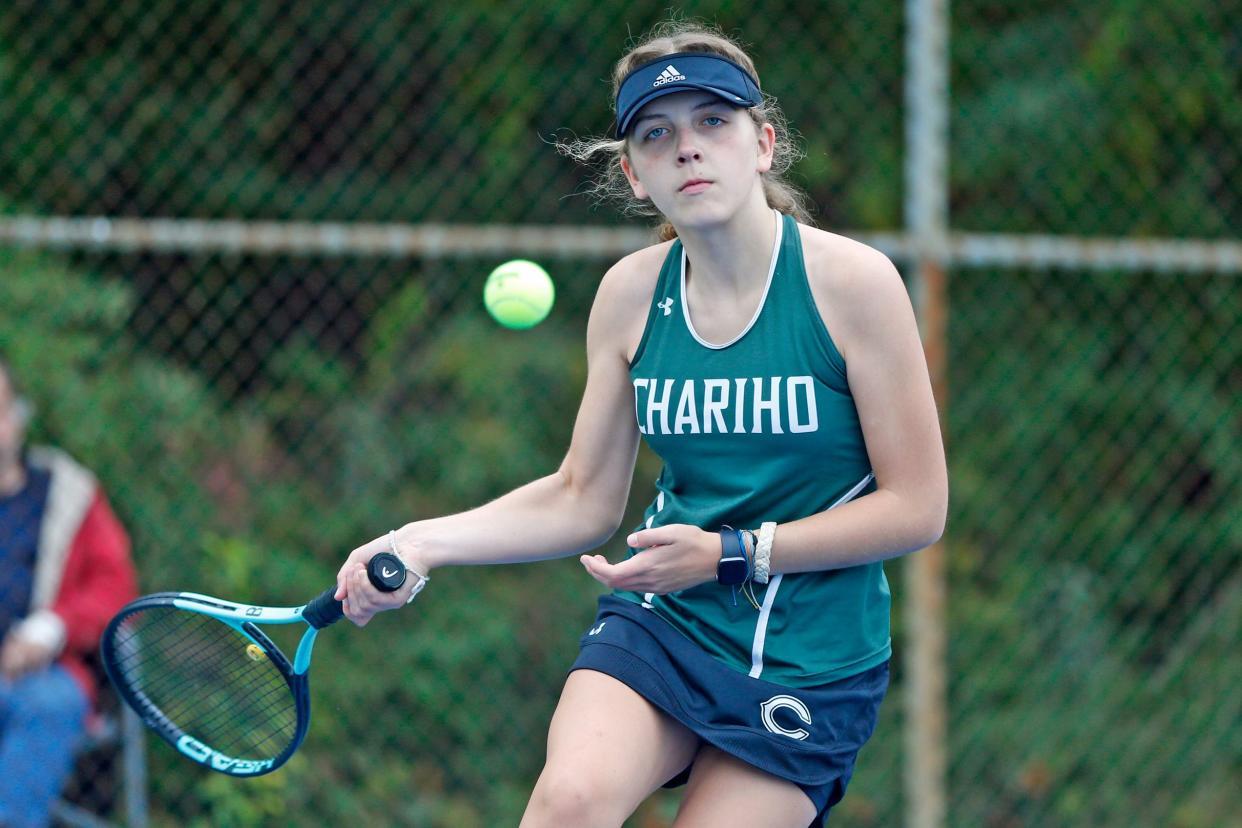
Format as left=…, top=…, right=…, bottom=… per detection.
left=652, top=65, right=686, bottom=87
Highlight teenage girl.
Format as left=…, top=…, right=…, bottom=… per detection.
left=336, top=22, right=946, bottom=827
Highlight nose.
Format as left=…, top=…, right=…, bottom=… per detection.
left=676, top=134, right=702, bottom=164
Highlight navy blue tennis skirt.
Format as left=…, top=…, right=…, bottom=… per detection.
left=570, top=595, right=889, bottom=826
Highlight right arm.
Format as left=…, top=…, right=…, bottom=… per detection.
left=397, top=276, right=644, bottom=568
left=336, top=249, right=662, bottom=624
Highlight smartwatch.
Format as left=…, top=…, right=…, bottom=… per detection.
left=716, top=528, right=749, bottom=586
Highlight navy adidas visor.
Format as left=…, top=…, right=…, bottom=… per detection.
left=615, top=52, right=763, bottom=137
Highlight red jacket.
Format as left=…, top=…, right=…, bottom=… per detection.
left=23, top=447, right=138, bottom=707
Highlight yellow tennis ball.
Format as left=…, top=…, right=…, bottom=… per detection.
left=484, top=260, right=555, bottom=329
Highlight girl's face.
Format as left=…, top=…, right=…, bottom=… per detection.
left=620, top=91, right=775, bottom=230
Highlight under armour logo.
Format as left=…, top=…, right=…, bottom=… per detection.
left=760, top=695, right=812, bottom=740
left=588, top=622, right=606, bottom=636
left=657, top=298, right=675, bottom=316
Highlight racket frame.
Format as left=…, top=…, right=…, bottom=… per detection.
left=102, top=553, right=401, bottom=777
left=173, top=591, right=324, bottom=673
left=101, top=590, right=331, bottom=777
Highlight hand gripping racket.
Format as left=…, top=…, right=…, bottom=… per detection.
left=100, top=552, right=409, bottom=777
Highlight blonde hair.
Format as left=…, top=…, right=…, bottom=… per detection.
left=557, top=21, right=813, bottom=242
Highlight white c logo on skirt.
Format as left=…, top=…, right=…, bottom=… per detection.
left=760, top=694, right=812, bottom=740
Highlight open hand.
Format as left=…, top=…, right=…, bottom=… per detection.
left=580, top=524, right=717, bottom=595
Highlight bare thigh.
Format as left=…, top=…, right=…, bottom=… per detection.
left=521, top=669, right=700, bottom=828
left=672, top=744, right=818, bottom=828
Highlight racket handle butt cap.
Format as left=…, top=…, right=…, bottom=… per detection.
left=367, top=552, right=407, bottom=592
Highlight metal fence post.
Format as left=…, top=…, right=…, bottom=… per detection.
left=904, top=0, right=950, bottom=827
left=122, top=706, right=149, bottom=828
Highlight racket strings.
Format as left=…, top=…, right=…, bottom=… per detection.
left=109, top=607, right=298, bottom=760
left=187, top=680, right=297, bottom=754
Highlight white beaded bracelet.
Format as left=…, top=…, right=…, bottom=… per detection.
left=754, top=521, right=777, bottom=584
left=388, top=529, right=430, bottom=604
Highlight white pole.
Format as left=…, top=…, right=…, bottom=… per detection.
left=904, top=0, right=950, bottom=827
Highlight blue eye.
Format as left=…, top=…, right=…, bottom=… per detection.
left=704, top=116, right=724, bottom=126
left=643, top=126, right=668, bottom=141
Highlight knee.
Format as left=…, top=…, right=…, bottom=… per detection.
left=525, top=766, right=621, bottom=828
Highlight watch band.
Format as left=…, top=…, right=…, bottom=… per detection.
left=716, top=526, right=750, bottom=586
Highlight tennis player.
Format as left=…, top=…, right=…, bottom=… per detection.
left=337, top=21, right=946, bottom=827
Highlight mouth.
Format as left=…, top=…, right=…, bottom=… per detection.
left=679, top=179, right=712, bottom=193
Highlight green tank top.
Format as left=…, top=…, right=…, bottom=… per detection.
left=621, top=211, right=891, bottom=688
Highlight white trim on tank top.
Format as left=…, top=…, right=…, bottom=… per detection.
left=642, top=489, right=665, bottom=608
left=749, top=471, right=877, bottom=679
left=680, top=209, right=783, bottom=350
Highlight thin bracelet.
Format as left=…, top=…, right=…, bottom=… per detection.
left=754, top=522, right=776, bottom=585
left=388, top=529, right=430, bottom=604
left=743, top=530, right=758, bottom=562
left=736, top=528, right=753, bottom=582
left=738, top=529, right=762, bottom=610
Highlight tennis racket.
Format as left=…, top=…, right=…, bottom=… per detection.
left=99, top=552, right=408, bottom=777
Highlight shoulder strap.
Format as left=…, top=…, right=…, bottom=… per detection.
left=630, top=239, right=684, bottom=367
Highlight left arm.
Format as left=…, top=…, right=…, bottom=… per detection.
left=583, top=243, right=946, bottom=592
left=754, top=245, right=947, bottom=574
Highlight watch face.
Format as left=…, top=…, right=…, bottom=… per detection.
left=717, top=556, right=749, bottom=586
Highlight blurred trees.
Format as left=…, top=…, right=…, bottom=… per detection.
left=1, top=1, right=1238, bottom=825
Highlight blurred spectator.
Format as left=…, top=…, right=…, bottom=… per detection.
left=0, top=357, right=137, bottom=828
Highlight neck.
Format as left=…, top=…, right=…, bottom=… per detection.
left=675, top=196, right=777, bottom=295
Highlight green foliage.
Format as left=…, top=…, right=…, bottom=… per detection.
left=0, top=1, right=907, bottom=227
left=953, top=0, right=1240, bottom=235
left=6, top=1, right=1236, bottom=235
left=0, top=246, right=606, bottom=824
left=947, top=267, right=1241, bottom=827
left=11, top=240, right=1233, bottom=825
left=946, top=561, right=1242, bottom=827
left=1, top=2, right=1239, bottom=824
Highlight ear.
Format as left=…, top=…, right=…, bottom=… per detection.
left=620, top=153, right=649, bottom=200
left=756, top=122, right=776, bottom=175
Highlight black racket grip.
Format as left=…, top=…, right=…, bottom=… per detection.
left=303, top=554, right=405, bottom=630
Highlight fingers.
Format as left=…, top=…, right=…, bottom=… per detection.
left=584, top=524, right=716, bottom=594
left=626, top=523, right=702, bottom=551
left=580, top=554, right=614, bottom=587
left=626, top=525, right=679, bottom=550
left=341, top=563, right=406, bottom=627
left=0, top=637, right=52, bottom=681
left=337, top=532, right=433, bottom=627
left=340, top=564, right=369, bottom=625
left=580, top=553, right=648, bottom=591
left=335, top=535, right=389, bottom=603
left=336, top=553, right=360, bottom=600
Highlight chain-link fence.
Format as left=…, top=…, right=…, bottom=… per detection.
left=946, top=265, right=1240, bottom=827
left=1, top=1, right=1239, bottom=827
